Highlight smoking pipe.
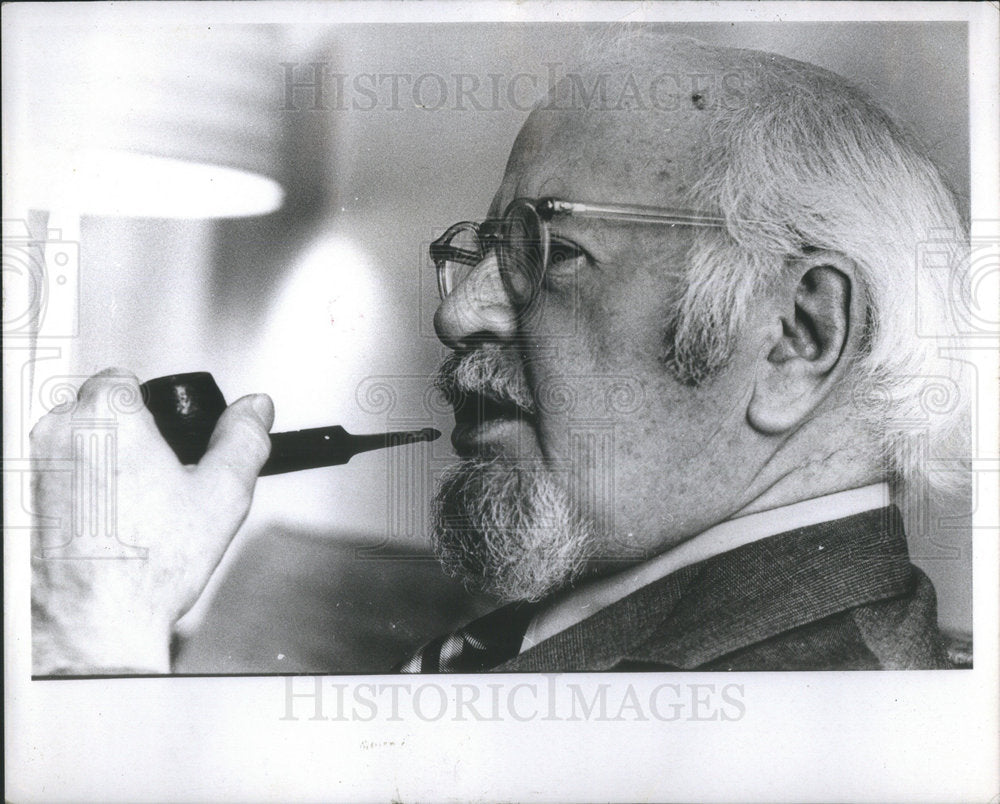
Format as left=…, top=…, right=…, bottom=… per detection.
left=140, top=372, right=439, bottom=475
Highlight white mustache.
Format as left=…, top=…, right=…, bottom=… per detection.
left=434, top=348, right=536, bottom=414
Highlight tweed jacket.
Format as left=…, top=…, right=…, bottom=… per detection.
left=493, top=506, right=952, bottom=672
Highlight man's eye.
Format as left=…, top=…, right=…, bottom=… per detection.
left=547, top=239, right=587, bottom=272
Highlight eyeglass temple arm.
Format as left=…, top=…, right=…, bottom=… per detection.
left=540, top=198, right=726, bottom=228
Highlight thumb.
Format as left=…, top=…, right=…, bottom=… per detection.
left=197, top=394, right=274, bottom=491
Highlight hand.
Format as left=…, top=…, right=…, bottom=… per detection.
left=30, top=368, right=274, bottom=674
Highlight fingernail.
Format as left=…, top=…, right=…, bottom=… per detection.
left=248, top=394, right=274, bottom=429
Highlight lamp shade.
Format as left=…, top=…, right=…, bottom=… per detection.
left=7, top=24, right=287, bottom=218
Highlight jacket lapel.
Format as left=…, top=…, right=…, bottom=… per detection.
left=495, top=506, right=911, bottom=672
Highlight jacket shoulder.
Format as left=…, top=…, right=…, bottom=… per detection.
left=615, top=567, right=953, bottom=672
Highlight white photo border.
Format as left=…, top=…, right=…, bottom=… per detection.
left=4, top=2, right=998, bottom=802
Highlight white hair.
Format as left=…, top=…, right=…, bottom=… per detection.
left=660, top=50, right=970, bottom=495
left=556, top=29, right=970, bottom=496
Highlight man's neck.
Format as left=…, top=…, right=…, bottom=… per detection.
left=734, top=416, right=885, bottom=519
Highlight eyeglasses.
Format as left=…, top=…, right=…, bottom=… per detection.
left=431, top=197, right=726, bottom=306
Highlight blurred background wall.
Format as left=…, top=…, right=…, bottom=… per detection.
left=56, top=22, right=970, bottom=665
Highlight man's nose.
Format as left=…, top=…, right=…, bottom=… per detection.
left=433, top=253, right=519, bottom=349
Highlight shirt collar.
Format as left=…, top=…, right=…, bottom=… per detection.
left=520, top=483, right=891, bottom=653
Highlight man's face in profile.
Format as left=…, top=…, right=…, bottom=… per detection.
left=429, top=76, right=765, bottom=602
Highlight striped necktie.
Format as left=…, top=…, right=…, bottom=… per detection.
left=398, top=601, right=541, bottom=673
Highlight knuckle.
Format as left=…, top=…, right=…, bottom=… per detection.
left=75, top=369, right=146, bottom=425
left=78, top=367, right=139, bottom=400
left=93, top=366, right=140, bottom=384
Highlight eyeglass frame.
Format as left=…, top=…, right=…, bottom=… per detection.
left=431, top=197, right=727, bottom=305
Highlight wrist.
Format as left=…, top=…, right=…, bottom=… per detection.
left=33, top=603, right=173, bottom=675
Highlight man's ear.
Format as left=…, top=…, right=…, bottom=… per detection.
left=747, top=252, right=860, bottom=435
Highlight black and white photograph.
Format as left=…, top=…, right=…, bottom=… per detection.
left=4, top=2, right=998, bottom=802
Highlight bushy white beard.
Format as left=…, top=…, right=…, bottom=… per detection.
left=431, top=457, right=595, bottom=603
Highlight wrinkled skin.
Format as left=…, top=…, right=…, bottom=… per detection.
left=31, top=369, right=273, bottom=673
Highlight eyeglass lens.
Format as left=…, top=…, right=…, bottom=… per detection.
left=435, top=202, right=547, bottom=304
left=498, top=202, right=546, bottom=306
left=438, top=225, right=483, bottom=298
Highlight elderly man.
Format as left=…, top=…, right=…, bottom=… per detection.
left=31, top=35, right=967, bottom=674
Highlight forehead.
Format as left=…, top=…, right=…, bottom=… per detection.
left=495, top=109, right=709, bottom=213
left=492, top=53, right=737, bottom=214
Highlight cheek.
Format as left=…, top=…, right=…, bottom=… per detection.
left=519, top=320, right=662, bottom=525
left=519, top=257, right=700, bottom=514
left=521, top=273, right=661, bottom=436
left=580, top=384, right=750, bottom=548
left=526, top=322, right=752, bottom=541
